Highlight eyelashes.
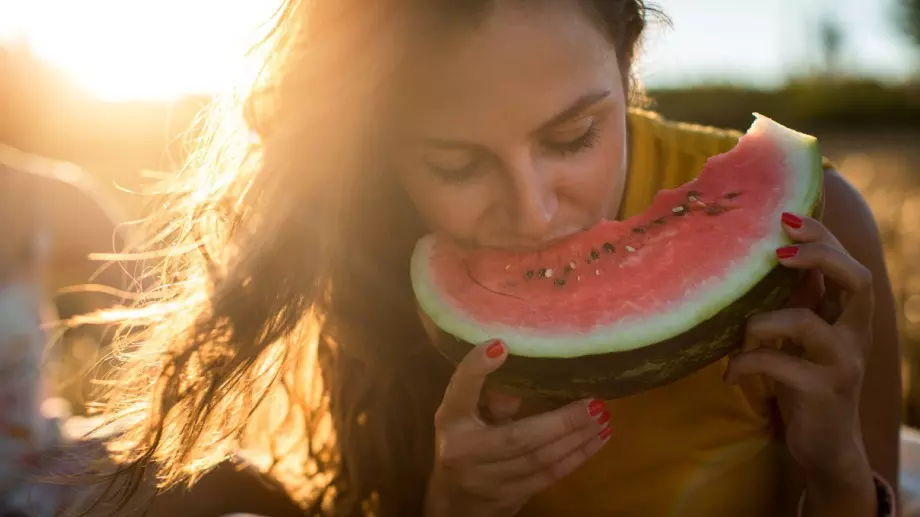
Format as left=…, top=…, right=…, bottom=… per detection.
left=425, top=158, right=481, bottom=184
left=426, top=120, right=601, bottom=185
left=543, top=119, right=600, bottom=157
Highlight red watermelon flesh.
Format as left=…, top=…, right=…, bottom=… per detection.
left=411, top=114, right=824, bottom=359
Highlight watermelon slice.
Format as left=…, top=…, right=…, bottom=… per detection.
left=411, top=114, right=824, bottom=399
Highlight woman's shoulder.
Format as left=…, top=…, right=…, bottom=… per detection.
left=621, top=109, right=839, bottom=219
left=629, top=109, right=879, bottom=240
left=627, top=107, right=742, bottom=158
left=621, top=108, right=742, bottom=217
left=626, top=108, right=838, bottom=171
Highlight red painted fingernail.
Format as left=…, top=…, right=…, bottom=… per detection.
left=781, top=212, right=803, bottom=229
left=595, top=410, right=611, bottom=426
left=485, top=340, right=505, bottom=358
left=599, top=427, right=612, bottom=441
left=588, top=399, right=606, bottom=416
left=776, top=246, right=799, bottom=259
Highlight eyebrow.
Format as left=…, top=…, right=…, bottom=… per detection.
left=535, top=89, right=611, bottom=134
left=418, top=89, right=612, bottom=150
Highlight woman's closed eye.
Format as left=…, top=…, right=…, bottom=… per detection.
left=420, top=116, right=602, bottom=184
left=542, top=117, right=600, bottom=157
left=423, top=149, right=483, bottom=184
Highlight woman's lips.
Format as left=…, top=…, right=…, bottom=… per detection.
left=481, top=224, right=593, bottom=252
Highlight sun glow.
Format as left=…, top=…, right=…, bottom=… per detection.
left=0, top=0, right=281, bottom=102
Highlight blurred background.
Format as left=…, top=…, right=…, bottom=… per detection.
left=1, top=0, right=919, bottom=424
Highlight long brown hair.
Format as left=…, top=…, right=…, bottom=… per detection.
left=85, top=1, right=661, bottom=515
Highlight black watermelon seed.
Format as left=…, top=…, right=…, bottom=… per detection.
left=632, top=227, right=646, bottom=234
left=590, top=249, right=600, bottom=261
left=602, top=242, right=615, bottom=253
left=554, top=278, right=566, bottom=287
left=525, top=270, right=535, bottom=279
left=724, top=192, right=741, bottom=199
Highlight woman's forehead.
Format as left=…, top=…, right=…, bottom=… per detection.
left=395, top=1, right=623, bottom=140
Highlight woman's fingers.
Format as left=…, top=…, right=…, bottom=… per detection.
left=501, top=433, right=609, bottom=501
left=784, top=269, right=825, bottom=312
left=437, top=340, right=509, bottom=426
left=780, top=211, right=841, bottom=247
left=479, top=387, right=523, bottom=425
left=779, top=213, right=874, bottom=328
left=436, top=397, right=610, bottom=503
left=478, top=405, right=610, bottom=479
left=725, top=347, right=823, bottom=391
left=777, top=241, right=871, bottom=298
left=463, top=398, right=604, bottom=463
left=742, top=308, right=839, bottom=363
left=433, top=340, right=612, bottom=508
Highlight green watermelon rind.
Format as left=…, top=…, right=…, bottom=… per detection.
left=410, top=114, right=824, bottom=359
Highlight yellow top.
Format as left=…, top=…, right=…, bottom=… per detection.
left=520, top=109, right=790, bottom=517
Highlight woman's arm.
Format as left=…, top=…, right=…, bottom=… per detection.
left=774, top=168, right=901, bottom=515
left=821, top=168, right=901, bottom=488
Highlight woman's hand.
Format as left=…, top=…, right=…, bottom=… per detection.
left=425, top=340, right=611, bottom=517
left=724, top=212, right=878, bottom=517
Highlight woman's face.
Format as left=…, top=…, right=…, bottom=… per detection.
left=393, top=1, right=629, bottom=251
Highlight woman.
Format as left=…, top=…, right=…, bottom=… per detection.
left=51, top=1, right=901, bottom=516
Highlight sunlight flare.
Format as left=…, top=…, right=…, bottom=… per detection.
left=0, top=0, right=280, bottom=101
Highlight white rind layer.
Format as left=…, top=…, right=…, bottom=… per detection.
left=410, top=114, right=824, bottom=358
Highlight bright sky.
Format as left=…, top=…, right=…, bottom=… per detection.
left=641, top=0, right=918, bottom=87
left=0, top=0, right=916, bottom=101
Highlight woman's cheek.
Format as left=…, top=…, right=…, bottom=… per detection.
left=414, top=184, right=493, bottom=240
left=559, top=144, right=626, bottom=219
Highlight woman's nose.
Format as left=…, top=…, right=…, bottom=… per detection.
left=506, top=157, right=559, bottom=242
